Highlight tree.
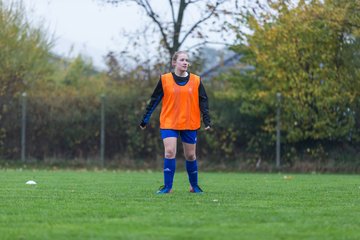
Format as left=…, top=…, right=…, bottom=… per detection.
left=0, top=1, right=55, bottom=157
left=0, top=2, right=53, bottom=89
left=101, top=0, right=231, bottom=68
left=227, top=0, right=360, bottom=158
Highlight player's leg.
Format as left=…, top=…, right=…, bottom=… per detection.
left=157, top=130, right=178, bottom=194
left=181, top=130, right=203, bottom=193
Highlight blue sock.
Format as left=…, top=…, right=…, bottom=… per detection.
left=164, top=158, right=176, bottom=188
left=186, top=160, right=198, bottom=187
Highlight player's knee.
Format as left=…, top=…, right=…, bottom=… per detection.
left=165, top=149, right=176, bottom=159
left=185, top=153, right=196, bottom=161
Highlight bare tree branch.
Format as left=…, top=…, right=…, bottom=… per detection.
left=179, top=1, right=225, bottom=47
left=133, top=0, right=172, bottom=51
left=168, top=0, right=176, bottom=24
left=172, top=0, right=189, bottom=53
left=101, top=0, right=235, bottom=67
left=187, top=0, right=204, bottom=3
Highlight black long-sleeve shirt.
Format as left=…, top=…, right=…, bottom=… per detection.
left=140, top=72, right=211, bottom=128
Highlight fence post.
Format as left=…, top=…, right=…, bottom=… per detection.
left=276, top=92, right=281, bottom=169
left=100, top=94, right=106, bottom=167
left=21, top=92, right=27, bottom=163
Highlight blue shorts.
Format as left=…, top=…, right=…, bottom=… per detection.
left=160, top=129, right=197, bottom=144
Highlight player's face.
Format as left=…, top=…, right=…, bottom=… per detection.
left=174, top=53, right=189, bottom=72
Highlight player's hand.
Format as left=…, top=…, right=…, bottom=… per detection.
left=139, top=121, right=147, bottom=130
left=204, top=126, right=211, bottom=131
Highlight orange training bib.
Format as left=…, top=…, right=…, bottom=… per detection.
left=160, top=73, right=201, bottom=130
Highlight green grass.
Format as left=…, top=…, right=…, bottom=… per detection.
left=0, top=169, right=359, bottom=240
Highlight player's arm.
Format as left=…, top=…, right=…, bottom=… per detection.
left=199, top=80, right=211, bottom=130
left=140, top=79, right=163, bottom=129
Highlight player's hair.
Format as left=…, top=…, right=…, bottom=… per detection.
left=172, top=51, right=188, bottom=62
left=172, top=51, right=190, bottom=67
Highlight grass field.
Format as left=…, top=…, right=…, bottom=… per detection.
left=0, top=169, right=359, bottom=240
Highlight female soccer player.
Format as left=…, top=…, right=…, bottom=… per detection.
left=140, top=51, right=211, bottom=194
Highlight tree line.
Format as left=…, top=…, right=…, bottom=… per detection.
left=1, top=0, right=359, bottom=171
